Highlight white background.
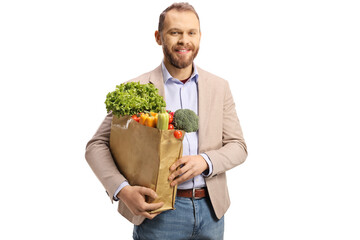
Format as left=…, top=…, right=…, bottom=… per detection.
left=1, top=0, right=359, bottom=239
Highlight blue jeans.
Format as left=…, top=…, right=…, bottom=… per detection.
left=133, top=196, right=224, bottom=240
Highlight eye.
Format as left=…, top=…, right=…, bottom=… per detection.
left=171, top=31, right=179, bottom=35
left=189, top=31, right=196, bottom=35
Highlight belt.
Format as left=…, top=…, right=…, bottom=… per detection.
left=176, top=188, right=208, bottom=199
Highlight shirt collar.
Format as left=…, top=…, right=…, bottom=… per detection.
left=161, top=61, right=199, bottom=84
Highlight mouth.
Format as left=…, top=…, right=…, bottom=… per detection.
left=175, top=48, right=192, bottom=55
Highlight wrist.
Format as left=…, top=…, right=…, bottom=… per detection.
left=117, top=185, right=131, bottom=201
left=114, top=180, right=130, bottom=201
left=200, top=153, right=213, bottom=177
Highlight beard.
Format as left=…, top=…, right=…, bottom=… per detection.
left=162, top=42, right=199, bottom=69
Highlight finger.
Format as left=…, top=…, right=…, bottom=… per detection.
left=141, top=211, right=161, bottom=220
left=133, top=201, right=163, bottom=216
left=169, top=157, right=187, bottom=172
left=139, top=187, right=158, bottom=199
left=168, top=164, right=190, bottom=182
left=171, top=170, right=193, bottom=187
left=144, top=201, right=164, bottom=212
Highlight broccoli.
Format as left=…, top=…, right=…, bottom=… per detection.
left=173, top=109, right=199, bottom=132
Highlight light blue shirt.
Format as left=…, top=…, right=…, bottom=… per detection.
left=161, top=62, right=212, bottom=190
left=114, top=62, right=213, bottom=199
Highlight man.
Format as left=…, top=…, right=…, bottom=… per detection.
left=85, top=2, right=247, bottom=239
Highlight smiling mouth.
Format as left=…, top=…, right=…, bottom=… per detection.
left=176, top=49, right=191, bottom=54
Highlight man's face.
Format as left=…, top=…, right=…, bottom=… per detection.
left=157, top=10, right=201, bottom=69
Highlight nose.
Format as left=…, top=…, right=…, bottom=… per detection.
left=178, top=33, right=190, bottom=45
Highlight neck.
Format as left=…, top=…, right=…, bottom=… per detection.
left=163, top=59, right=193, bottom=80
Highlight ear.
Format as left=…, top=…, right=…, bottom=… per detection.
left=155, top=30, right=162, bottom=45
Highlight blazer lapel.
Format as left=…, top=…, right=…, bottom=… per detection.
left=148, top=65, right=165, bottom=98
left=197, top=67, right=210, bottom=153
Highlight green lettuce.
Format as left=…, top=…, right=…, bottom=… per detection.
left=105, top=82, right=166, bottom=117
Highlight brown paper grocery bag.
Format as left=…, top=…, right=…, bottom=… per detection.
left=109, top=115, right=184, bottom=213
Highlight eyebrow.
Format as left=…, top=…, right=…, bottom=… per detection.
left=167, top=28, right=199, bottom=33
left=167, top=28, right=181, bottom=32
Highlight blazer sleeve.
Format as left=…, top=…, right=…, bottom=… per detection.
left=85, top=112, right=127, bottom=202
left=205, top=81, right=248, bottom=177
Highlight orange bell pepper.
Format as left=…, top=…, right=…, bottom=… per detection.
left=139, top=113, right=148, bottom=125
left=139, top=112, right=158, bottom=128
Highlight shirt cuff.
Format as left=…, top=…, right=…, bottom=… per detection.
left=113, top=180, right=130, bottom=201
left=200, top=153, right=213, bottom=177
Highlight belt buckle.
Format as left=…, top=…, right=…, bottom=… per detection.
left=192, top=188, right=201, bottom=200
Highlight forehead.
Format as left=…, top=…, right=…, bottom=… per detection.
left=163, top=9, right=200, bottom=31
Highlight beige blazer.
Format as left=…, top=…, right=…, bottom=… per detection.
left=85, top=65, right=247, bottom=225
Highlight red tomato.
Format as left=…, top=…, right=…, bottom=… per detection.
left=131, top=114, right=140, bottom=122
left=174, top=130, right=182, bottom=139
left=168, top=114, right=173, bottom=124
left=168, top=124, right=174, bottom=130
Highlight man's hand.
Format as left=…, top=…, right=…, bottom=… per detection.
left=117, top=185, right=164, bottom=219
left=168, top=155, right=208, bottom=187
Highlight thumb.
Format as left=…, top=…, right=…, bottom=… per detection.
left=139, top=187, right=158, bottom=199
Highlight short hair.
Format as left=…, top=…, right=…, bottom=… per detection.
left=158, top=2, right=200, bottom=33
